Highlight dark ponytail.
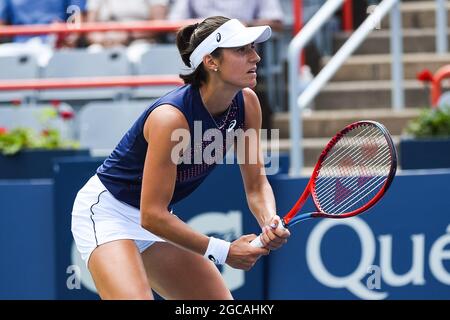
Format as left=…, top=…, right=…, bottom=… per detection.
left=176, top=16, right=230, bottom=86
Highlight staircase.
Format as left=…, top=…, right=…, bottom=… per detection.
left=272, top=0, right=450, bottom=169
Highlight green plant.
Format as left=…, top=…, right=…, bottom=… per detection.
left=0, top=127, right=79, bottom=155
left=405, top=106, right=450, bottom=138
left=0, top=105, right=79, bottom=156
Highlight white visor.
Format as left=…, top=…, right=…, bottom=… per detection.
left=189, top=19, right=272, bottom=70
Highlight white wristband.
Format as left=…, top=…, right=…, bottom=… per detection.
left=204, top=237, right=230, bottom=265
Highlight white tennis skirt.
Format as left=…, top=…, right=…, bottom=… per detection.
left=71, top=174, right=165, bottom=266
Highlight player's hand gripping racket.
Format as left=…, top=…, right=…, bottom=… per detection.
left=251, top=120, right=397, bottom=248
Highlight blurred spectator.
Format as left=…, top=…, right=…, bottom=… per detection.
left=86, top=0, right=169, bottom=48
left=302, top=0, right=340, bottom=58
left=168, top=0, right=284, bottom=132
left=0, top=0, right=87, bottom=47
left=168, top=0, right=284, bottom=31
left=352, top=0, right=374, bottom=29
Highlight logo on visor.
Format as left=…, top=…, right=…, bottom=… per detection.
left=216, top=33, right=221, bottom=42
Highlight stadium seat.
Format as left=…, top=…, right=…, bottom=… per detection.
left=0, top=54, right=38, bottom=103
left=39, top=48, right=132, bottom=102
left=0, top=103, right=75, bottom=139
left=78, top=101, right=153, bottom=155
left=132, top=44, right=185, bottom=99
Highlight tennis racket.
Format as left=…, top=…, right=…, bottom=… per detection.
left=251, top=120, right=397, bottom=247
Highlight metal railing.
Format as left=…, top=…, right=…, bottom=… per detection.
left=0, top=20, right=198, bottom=37
left=436, top=0, right=449, bottom=53
left=288, top=0, right=449, bottom=175
left=0, top=75, right=183, bottom=91
left=288, top=0, right=345, bottom=176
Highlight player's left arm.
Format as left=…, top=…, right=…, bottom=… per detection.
left=238, top=88, right=289, bottom=250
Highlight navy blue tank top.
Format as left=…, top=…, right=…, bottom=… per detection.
left=96, top=84, right=246, bottom=209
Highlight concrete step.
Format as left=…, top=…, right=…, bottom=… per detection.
left=326, top=53, right=450, bottom=82
left=333, top=28, right=450, bottom=55
left=313, top=79, right=450, bottom=109
left=381, top=1, right=450, bottom=29
left=265, top=136, right=401, bottom=168
left=273, top=108, right=421, bottom=139
left=263, top=137, right=329, bottom=167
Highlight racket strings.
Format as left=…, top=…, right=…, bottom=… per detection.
left=316, top=146, right=390, bottom=208
left=314, top=124, right=392, bottom=214
left=318, top=128, right=390, bottom=213
left=335, top=174, right=388, bottom=213
left=316, top=154, right=390, bottom=213
left=314, top=126, right=384, bottom=193
left=320, top=126, right=377, bottom=168
left=318, top=125, right=382, bottom=176
left=318, top=143, right=389, bottom=213
left=315, top=142, right=390, bottom=195
left=321, top=165, right=389, bottom=212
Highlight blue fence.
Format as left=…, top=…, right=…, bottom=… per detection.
left=0, top=180, right=55, bottom=299
left=1, top=155, right=450, bottom=300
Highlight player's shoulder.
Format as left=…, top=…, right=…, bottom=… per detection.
left=242, top=87, right=258, bottom=102
left=150, top=104, right=186, bottom=123
left=242, top=88, right=261, bottom=115
left=144, top=104, right=189, bottom=140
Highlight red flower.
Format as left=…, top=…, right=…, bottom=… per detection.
left=0, top=127, right=7, bottom=135
left=417, top=69, right=433, bottom=83
left=59, top=110, right=74, bottom=120
left=11, top=99, right=21, bottom=106
left=51, top=100, right=61, bottom=108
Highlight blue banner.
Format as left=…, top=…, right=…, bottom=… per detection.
left=0, top=180, right=55, bottom=299
left=53, top=157, right=104, bottom=300
left=2, top=156, right=450, bottom=300
left=267, top=170, right=450, bottom=299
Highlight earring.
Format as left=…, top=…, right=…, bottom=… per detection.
left=214, top=68, right=218, bottom=72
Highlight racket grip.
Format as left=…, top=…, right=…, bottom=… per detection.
left=250, top=222, right=287, bottom=248
left=250, top=235, right=264, bottom=248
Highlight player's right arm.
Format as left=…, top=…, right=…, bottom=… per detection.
left=140, top=104, right=269, bottom=270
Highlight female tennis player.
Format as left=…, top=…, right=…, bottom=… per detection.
left=71, top=16, right=290, bottom=300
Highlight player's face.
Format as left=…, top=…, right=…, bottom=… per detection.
left=219, top=43, right=261, bottom=88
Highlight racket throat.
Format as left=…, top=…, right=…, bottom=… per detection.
left=284, top=181, right=313, bottom=224
left=286, top=212, right=315, bottom=228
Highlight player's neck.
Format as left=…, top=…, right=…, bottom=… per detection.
left=199, top=83, right=238, bottom=116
